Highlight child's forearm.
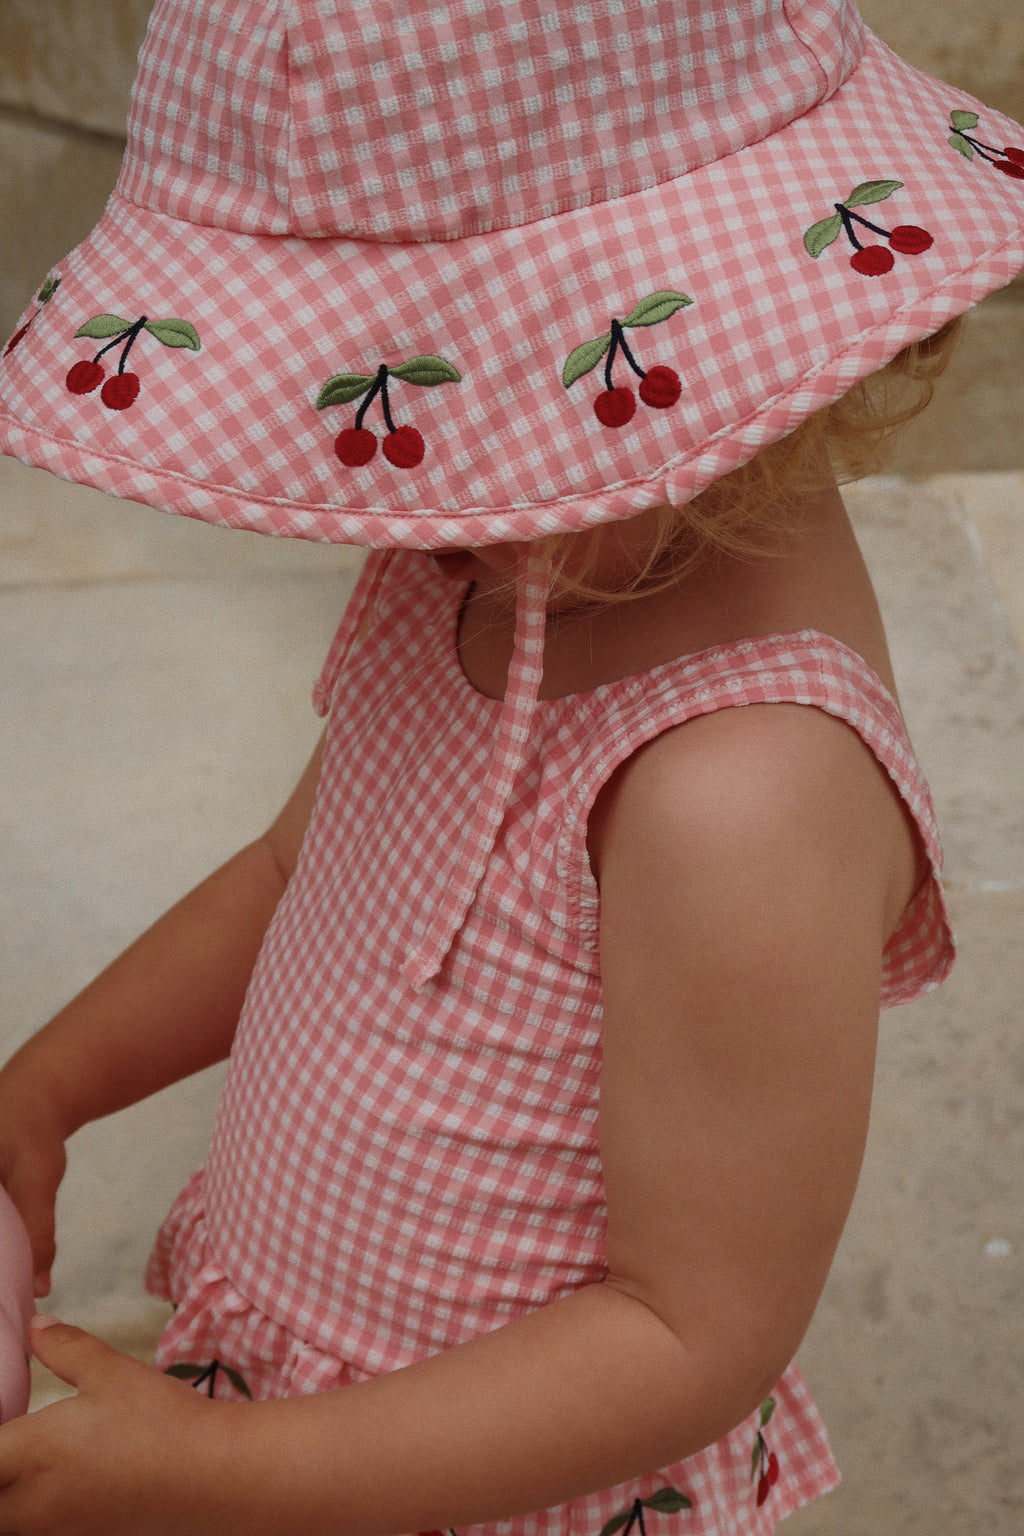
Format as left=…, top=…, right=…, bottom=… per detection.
left=197, top=1280, right=774, bottom=1536
left=1, top=835, right=288, bottom=1137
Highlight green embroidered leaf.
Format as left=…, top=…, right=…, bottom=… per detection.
left=844, top=179, right=903, bottom=208
left=74, top=313, right=132, bottom=340
left=562, top=333, right=612, bottom=388
left=316, top=373, right=377, bottom=409
left=803, top=212, right=843, bottom=258
left=621, top=290, right=693, bottom=328
left=642, top=1488, right=693, bottom=1513
left=164, top=1363, right=206, bottom=1381
left=220, top=1365, right=254, bottom=1400
left=597, top=1508, right=635, bottom=1536
left=759, top=1397, right=776, bottom=1427
left=389, top=355, right=462, bottom=388
left=145, top=317, right=201, bottom=351
left=948, top=132, right=974, bottom=160
left=950, top=110, right=979, bottom=131
left=37, top=276, right=61, bottom=304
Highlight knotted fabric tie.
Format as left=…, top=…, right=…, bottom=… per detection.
left=401, top=545, right=551, bottom=990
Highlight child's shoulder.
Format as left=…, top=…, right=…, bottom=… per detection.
left=588, top=693, right=924, bottom=945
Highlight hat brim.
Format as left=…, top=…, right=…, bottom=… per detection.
left=2, top=30, right=1023, bottom=549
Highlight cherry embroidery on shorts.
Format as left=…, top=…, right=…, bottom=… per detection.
left=316, top=356, right=462, bottom=469
left=65, top=313, right=201, bottom=409
left=562, top=291, right=693, bottom=429
left=4, top=274, right=61, bottom=357
left=947, top=110, right=1024, bottom=179
left=165, top=1360, right=253, bottom=1400
left=804, top=181, right=934, bottom=274
left=750, top=1398, right=780, bottom=1508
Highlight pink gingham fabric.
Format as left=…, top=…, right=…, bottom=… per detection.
left=145, top=553, right=954, bottom=1535
left=2, top=0, right=1023, bottom=548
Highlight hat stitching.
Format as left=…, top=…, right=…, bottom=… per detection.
left=948, top=110, right=1024, bottom=180
left=5, top=227, right=1018, bottom=526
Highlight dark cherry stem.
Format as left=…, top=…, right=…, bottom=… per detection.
left=93, top=316, right=148, bottom=373
left=355, top=365, right=388, bottom=431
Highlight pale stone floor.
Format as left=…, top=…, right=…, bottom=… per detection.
left=1, top=458, right=1022, bottom=1534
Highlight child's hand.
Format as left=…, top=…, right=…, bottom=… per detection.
left=0, top=1089, right=68, bottom=1299
left=0, top=1317, right=230, bottom=1535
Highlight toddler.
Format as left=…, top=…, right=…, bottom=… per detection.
left=0, top=1, right=1022, bottom=1532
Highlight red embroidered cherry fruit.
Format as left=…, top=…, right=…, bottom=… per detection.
left=998, top=157, right=1024, bottom=180
left=100, top=373, right=141, bottom=411
left=850, top=246, right=895, bottom=276
left=768, top=1453, right=779, bottom=1486
left=66, top=359, right=105, bottom=394
left=888, top=225, right=934, bottom=255
left=594, top=386, right=636, bottom=428
left=335, top=427, right=378, bottom=466
left=756, top=1474, right=771, bottom=1507
left=1004, top=147, right=1024, bottom=165
left=638, top=365, right=682, bottom=409
left=383, top=424, right=426, bottom=468
left=4, top=324, right=31, bottom=357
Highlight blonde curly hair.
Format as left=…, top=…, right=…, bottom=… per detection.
left=544, top=316, right=964, bottom=604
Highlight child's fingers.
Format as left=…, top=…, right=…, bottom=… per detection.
left=3, top=1158, right=63, bottom=1295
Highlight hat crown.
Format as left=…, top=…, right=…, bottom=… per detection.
left=118, top=0, right=864, bottom=243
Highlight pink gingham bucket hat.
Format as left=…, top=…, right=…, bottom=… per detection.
left=2, top=0, right=1023, bottom=551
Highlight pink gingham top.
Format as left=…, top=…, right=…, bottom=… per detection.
left=147, top=551, right=954, bottom=1535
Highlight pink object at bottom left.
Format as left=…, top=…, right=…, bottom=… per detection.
left=0, top=1185, right=33, bottom=1422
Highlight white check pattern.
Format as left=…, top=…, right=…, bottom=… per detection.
left=1, top=1, right=1023, bottom=547
left=146, top=553, right=954, bottom=1536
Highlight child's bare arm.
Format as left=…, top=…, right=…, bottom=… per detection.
left=0, top=705, right=910, bottom=1534
left=0, top=735, right=324, bottom=1292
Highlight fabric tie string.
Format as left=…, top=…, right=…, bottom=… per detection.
left=313, top=548, right=395, bottom=718
left=401, top=545, right=551, bottom=990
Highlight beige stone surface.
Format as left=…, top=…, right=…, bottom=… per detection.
left=786, top=890, right=1024, bottom=1536
left=0, top=110, right=124, bottom=339
left=858, top=0, right=1024, bottom=126
left=0, top=0, right=153, bottom=136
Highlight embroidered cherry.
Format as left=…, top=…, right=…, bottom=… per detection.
left=101, top=372, right=142, bottom=411
left=805, top=182, right=934, bottom=276
left=835, top=199, right=933, bottom=273
left=66, top=312, right=200, bottom=407
left=318, top=355, right=461, bottom=472
left=562, top=292, right=693, bottom=431
left=4, top=324, right=31, bottom=358
left=948, top=112, right=1024, bottom=180
left=594, top=385, right=636, bottom=428
left=751, top=1398, right=780, bottom=1510
left=888, top=224, right=934, bottom=254
left=4, top=276, right=61, bottom=358
left=66, top=359, right=106, bottom=394
left=335, top=427, right=378, bottom=466
left=639, top=364, right=682, bottom=409
left=382, top=423, right=426, bottom=468
left=850, top=246, right=895, bottom=275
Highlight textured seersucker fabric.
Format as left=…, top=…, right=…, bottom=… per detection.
left=146, top=552, right=953, bottom=1535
